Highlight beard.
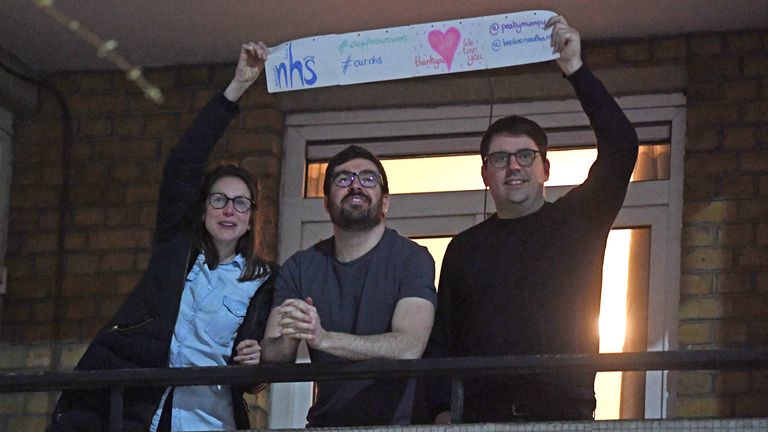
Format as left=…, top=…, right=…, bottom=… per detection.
left=329, top=190, right=385, bottom=232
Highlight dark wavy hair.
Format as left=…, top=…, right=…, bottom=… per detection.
left=192, top=164, right=270, bottom=281
left=480, top=115, right=549, bottom=160
left=322, top=145, right=389, bottom=195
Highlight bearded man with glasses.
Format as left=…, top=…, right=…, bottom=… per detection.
left=261, top=145, right=437, bottom=427
left=424, top=15, right=639, bottom=423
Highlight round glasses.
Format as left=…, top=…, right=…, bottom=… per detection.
left=484, top=149, right=541, bottom=169
left=208, top=193, right=254, bottom=213
left=332, top=170, right=382, bottom=188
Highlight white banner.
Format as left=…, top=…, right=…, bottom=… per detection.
left=266, top=10, right=558, bottom=93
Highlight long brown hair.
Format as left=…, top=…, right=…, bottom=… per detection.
left=192, top=164, right=270, bottom=281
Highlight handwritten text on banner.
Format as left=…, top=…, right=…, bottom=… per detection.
left=266, top=10, right=558, bottom=93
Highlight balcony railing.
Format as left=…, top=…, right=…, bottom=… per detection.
left=2, top=349, right=768, bottom=432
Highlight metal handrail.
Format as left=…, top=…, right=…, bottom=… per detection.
left=3, top=349, right=768, bottom=431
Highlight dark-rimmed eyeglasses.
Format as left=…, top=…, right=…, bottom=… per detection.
left=208, top=193, right=254, bottom=213
left=332, top=170, right=382, bottom=189
left=484, top=149, right=541, bottom=169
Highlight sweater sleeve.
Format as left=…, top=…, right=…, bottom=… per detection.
left=562, top=66, right=639, bottom=220
left=154, top=94, right=240, bottom=245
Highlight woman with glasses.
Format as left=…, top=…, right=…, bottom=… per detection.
left=50, top=42, right=276, bottom=432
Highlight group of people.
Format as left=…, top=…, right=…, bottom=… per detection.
left=49, top=15, right=639, bottom=432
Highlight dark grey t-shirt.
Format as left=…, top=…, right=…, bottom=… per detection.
left=273, top=228, right=436, bottom=427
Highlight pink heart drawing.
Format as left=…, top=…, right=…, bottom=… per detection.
left=428, top=27, right=461, bottom=71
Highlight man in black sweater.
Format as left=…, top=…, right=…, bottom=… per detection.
left=426, top=15, right=638, bottom=422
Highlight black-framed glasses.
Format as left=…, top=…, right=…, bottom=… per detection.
left=332, top=170, right=382, bottom=189
left=484, top=149, right=541, bottom=168
left=208, top=193, right=254, bottom=213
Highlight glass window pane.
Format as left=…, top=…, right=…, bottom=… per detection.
left=305, top=143, right=669, bottom=197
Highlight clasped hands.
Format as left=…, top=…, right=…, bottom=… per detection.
left=275, top=297, right=327, bottom=349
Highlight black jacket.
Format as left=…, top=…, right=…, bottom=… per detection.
left=50, top=94, right=276, bottom=431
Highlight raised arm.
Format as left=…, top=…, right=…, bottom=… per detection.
left=154, top=42, right=268, bottom=243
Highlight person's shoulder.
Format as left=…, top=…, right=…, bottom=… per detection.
left=282, top=237, right=333, bottom=265
left=449, top=217, right=497, bottom=245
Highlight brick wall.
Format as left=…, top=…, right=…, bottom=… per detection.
left=676, top=31, right=768, bottom=417
left=1, top=28, right=767, bottom=430
left=0, top=64, right=282, bottom=430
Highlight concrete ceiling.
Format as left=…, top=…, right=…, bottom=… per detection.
left=2, top=0, right=767, bottom=75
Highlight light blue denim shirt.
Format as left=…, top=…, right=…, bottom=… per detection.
left=149, top=252, right=265, bottom=432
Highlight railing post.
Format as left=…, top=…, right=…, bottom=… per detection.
left=450, top=376, right=464, bottom=424
left=109, top=385, right=124, bottom=432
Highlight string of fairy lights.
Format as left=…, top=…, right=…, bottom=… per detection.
left=33, top=0, right=165, bottom=104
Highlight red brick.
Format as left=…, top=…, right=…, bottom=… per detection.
left=65, top=298, right=99, bottom=320
left=78, top=71, right=117, bottom=93
left=40, top=164, right=64, bottom=186
left=690, top=35, right=724, bottom=56
left=21, top=233, right=58, bottom=254
left=67, top=93, right=124, bottom=116
left=677, top=371, right=713, bottom=394
left=678, top=322, right=712, bottom=345
left=653, top=38, right=686, bottom=60
left=109, top=162, right=144, bottom=183
left=742, top=101, right=768, bottom=122
left=717, top=272, right=753, bottom=293
left=583, top=44, right=618, bottom=68
left=679, top=297, right=726, bottom=319
left=718, top=224, right=754, bottom=246
left=684, top=201, right=738, bottom=224
left=34, top=255, right=57, bottom=277
left=125, top=184, right=158, bottom=204
left=64, top=233, right=87, bottom=251
left=738, top=200, right=768, bottom=220
left=10, top=186, right=59, bottom=209
left=15, top=120, right=64, bottom=144
left=241, top=155, right=281, bottom=177
left=6, top=277, right=53, bottom=299
left=744, top=55, right=768, bottom=77
left=77, top=162, right=109, bottom=184
left=758, top=223, right=768, bottom=244
left=178, top=66, right=212, bottom=87
left=113, top=116, right=145, bottom=136
left=714, top=321, right=748, bottom=344
left=6, top=256, right=35, bottom=279
left=69, top=182, right=107, bottom=206
left=738, top=246, right=768, bottom=268
left=145, top=114, right=180, bottom=135
left=618, top=42, right=651, bottom=62
left=72, top=208, right=105, bottom=228
left=241, top=109, right=284, bottom=131
left=723, top=127, right=756, bottom=150
left=99, top=296, right=124, bottom=319
left=727, top=295, right=768, bottom=318
left=687, top=104, right=740, bottom=128
left=62, top=275, right=115, bottom=297
left=723, top=79, right=760, bottom=101
left=688, top=56, right=742, bottom=81
left=32, top=301, right=54, bottom=323
left=721, top=175, right=754, bottom=198
left=39, top=210, right=61, bottom=231
left=726, top=33, right=764, bottom=53
left=77, top=118, right=112, bottom=138
left=65, top=254, right=100, bottom=275
left=680, top=274, right=714, bottom=295
left=100, top=138, right=159, bottom=160
left=733, top=393, right=768, bottom=416
left=715, top=371, right=751, bottom=394
left=100, top=252, right=135, bottom=272
left=21, top=324, right=54, bottom=342
left=683, top=225, right=715, bottom=247
left=105, top=207, right=140, bottom=227
left=687, top=82, right=724, bottom=100
left=9, top=209, right=41, bottom=231
left=88, top=229, right=151, bottom=250
left=115, top=274, right=140, bottom=295
left=676, top=395, right=731, bottom=417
